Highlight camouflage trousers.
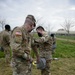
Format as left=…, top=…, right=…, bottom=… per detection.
left=39, top=51, right=52, bottom=75
left=11, top=58, right=32, bottom=75
left=41, top=60, right=51, bottom=75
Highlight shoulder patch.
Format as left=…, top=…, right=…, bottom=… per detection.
left=15, top=31, right=22, bottom=36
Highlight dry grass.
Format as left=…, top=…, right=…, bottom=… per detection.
left=0, top=58, right=12, bottom=75
left=0, top=58, right=75, bottom=75
left=51, top=58, right=75, bottom=75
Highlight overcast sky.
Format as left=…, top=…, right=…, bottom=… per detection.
left=0, top=0, right=75, bottom=31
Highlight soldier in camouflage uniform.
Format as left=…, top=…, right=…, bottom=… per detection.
left=51, top=34, right=56, bottom=54
left=10, top=15, right=36, bottom=75
left=34, top=26, right=53, bottom=75
left=0, top=24, right=11, bottom=64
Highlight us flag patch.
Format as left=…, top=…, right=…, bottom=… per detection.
left=15, top=31, right=22, bottom=36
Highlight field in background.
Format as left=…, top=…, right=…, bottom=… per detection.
left=56, top=35, right=75, bottom=40
left=53, top=39, right=75, bottom=58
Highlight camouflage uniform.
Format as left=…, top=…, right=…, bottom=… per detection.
left=0, top=30, right=11, bottom=63
left=35, top=32, right=52, bottom=75
left=10, top=26, right=33, bottom=75
left=51, top=35, right=56, bottom=54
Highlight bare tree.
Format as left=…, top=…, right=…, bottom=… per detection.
left=36, top=18, right=55, bottom=34
left=36, top=17, right=44, bottom=27
left=0, top=18, right=6, bottom=30
left=47, top=24, right=55, bottom=34
left=32, top=17, right=45, bottom=32
left=31, top=17, right=44, bottom=37
left=61, top=19, right=75, bottom=35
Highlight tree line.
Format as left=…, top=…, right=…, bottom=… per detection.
left=0, top=17, right=75, bottom=35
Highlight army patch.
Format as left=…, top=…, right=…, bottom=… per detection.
left=15, top=31, right=22, bottom=36
left=14, top=31, right=22, bottom=43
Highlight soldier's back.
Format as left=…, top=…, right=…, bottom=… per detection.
left=1, top=30, right=10, bottom=47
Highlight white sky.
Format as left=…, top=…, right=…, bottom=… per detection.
left=0, top=0, right=75, bottom=31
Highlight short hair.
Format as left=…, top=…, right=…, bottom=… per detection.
left=5, top=24, right=10, bottom=30
left=36, top=26, right=45, bottom=31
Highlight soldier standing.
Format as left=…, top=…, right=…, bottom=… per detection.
left=0, top=24, right=11, bottom=64
left=34, top=26, right=53, bottom=75
left=51, top=34, right=56, bottom=54
left=10, top=15, right=36, bottom=75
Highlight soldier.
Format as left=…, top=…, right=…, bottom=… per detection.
left=34, top=26, right=53, bottom=75
left=10, top=15, right=36, bottom=75
left=0, top=24, right=11, bottom=64
left=51, top=34, right=56, bottom=54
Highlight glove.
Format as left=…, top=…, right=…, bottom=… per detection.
left=23, top=53, right=32, bottom=62
left=23, top=53, right=28, bottom=59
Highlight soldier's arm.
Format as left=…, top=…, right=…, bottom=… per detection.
left=30, top=33, right=39, bottom=58
left=31, top=43, right=39, bottom=58
left=11, top=28, right=24, bottom=57
left=5, top=33, right=10, bottom=45
left=31, top=44, right=40, bottom=63
left=35, top=34, right=50, bottom=43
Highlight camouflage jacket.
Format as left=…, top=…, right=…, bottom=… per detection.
left=11, top=27, right=33, bottom=58
left=34, top=32, right=53, bottom=59
left=0, top=30, right=10, bottom=47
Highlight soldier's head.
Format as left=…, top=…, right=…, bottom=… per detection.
left=36, top=26, right=45, bottom=37
left=51, top=34, right=54, bottom=38
left=5, top=24, right=11, bottom=31
left=24, top=15, right=36, bottom=32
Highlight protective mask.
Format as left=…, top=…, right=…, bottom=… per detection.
left=37, top=33, right=42, bottom=37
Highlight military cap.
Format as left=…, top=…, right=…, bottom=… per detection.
left=36, top=26, right=45, bottom=31
left=26, top=15, right=36, bottom=27
left=26, top=15, right=36, bottom=22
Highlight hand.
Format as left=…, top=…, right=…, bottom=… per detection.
left=34, top=39, right=38, bottom=43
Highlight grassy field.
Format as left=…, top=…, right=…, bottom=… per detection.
left=56, top=35, right=75, bottom=40
left=53, top=40, right=75, bottom=58
left=0, top=51, right=5, bottom=58
left=0, top=58, right=75, bottom=75
left=0, top=39, right=75, bottom=75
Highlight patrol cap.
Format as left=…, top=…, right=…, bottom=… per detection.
left=37, top=58, right=46, bottom=69
left=36, top=26, right=45, bottom=31
left=26, top=15, right=36, bottom=27
left=26, top=15, right=36, bottom=22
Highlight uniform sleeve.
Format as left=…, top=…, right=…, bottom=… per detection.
left=31, top=42, right=39, bottom=58
left=11, top=28, right=24, bottom=57
left=5, top=33, right=10, bottom=45
left=13, top=30, right=22, bottom=43
left=31, top=34, right=39, bottom=58
left=35, top=34, right=50, bottom=43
